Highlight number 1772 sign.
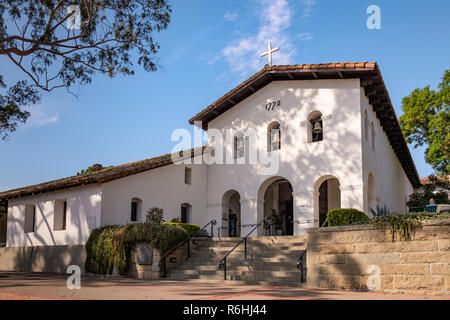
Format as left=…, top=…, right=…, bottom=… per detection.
left=265, top=100, right=281, bottom=111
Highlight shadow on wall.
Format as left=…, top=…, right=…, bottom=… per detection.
left=0, top=245, right=86, bottom=274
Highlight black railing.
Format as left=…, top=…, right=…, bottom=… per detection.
left=297, top=250, right=307, bottom=282
left=218, top=218, right=269, bottom=280
left=218, top=221, right=278, bottom=239
left=159, top=219, right=217, bottom=278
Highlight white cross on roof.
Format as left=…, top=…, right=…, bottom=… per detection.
left=260, top=42, right=279, bottom=66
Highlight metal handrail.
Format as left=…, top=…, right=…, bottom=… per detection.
left=159, top=219, right=217, bottom=278
left=218, top=217, right=269, bottom=280
left=297, top=250, right=307, bottom=282
left=217, top=223, right=265, bottom=239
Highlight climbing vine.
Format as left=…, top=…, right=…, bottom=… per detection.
left=85, top=222, right=188, bottom=275
left=371, top=211, right=450, bottom=241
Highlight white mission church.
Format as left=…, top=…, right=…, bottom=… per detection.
left=0, top=60, right=421, bottom=248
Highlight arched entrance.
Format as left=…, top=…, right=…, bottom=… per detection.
left=314, top=176, right=341, bottom=227
left=222, top=190, right=241, bottom=237
left=257, top=177, right=294, bottom=236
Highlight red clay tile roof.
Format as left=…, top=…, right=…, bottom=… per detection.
left=189, top=62, right=421, bottom=188
left=420, top=175, right=450, bottom=185
left=0, top=147, right=205, bottom=201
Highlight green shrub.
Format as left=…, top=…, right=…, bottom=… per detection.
left=85, top=222, right=188, bottom=275
left=326, top=208, right=370, bottom=227
left=146, top=207, right=165, bottom=223
left=148, top=222, right=189, bottom=255
left=162, top=222, right=201, bottom=236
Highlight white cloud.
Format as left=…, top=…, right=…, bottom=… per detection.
left=221, top=0, right=296, bottom=76
left=224, top=10, right=239, bottom=22
left=24, top=104, right=59, bottom=127
left=298, top=32, right=314, bottom=41
left=301, top=0, right=317, bottom=18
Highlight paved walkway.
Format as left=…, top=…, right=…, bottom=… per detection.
left=0, top=272, right=447, bottom=300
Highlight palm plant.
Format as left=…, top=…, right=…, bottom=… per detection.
left=369, top=204, right=391, bottom=217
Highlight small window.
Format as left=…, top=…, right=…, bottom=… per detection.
left=131, top=202, right=137, bottom=222
left=131, top=198, right=142, bottom=222
left=307, top=111, right=323, bottom=143
left=54, top=199, right=67, bottom=231
left=184, top=167, right=192, bottom=185
left=24, top=204, right=36, bottom=233
left=181, top=203, right=191, bottom=223
left=268, top=122, right=281, bottom=151
left=233, top=134, right=245, bottom=159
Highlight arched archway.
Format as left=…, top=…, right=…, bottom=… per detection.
left=367, top=173, right=376, bottom=214
left=257, top=177, right=294, bottom=236
left=314, top=175, right=341, bottom=227
left=222, top=190, right=241, bottom=237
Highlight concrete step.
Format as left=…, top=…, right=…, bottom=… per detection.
left=171, top=268, right=301, bottom=276
left=167, top=236, right=307, bottom=285
left=165, top=276, right=308, bottom=288
left=185, top=255, right=302, bottom=264
left=198, top=240, right=306, bottom=246
left=174, top=264, right=301, bottom=272
left=168, top=271, right=303, bottom=282
left=205, top=236, right=306, bottom=246
left=196, top=245, right=306, bottom=252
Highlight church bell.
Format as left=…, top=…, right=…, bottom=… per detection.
left=312, top=121, right=322, bottom=133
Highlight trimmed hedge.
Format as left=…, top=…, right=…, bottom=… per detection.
left=162, top=222, right=201, bottom=236
left=85, top=222, right=188, bottom=275
left=326, top=208, right=370, bottom=227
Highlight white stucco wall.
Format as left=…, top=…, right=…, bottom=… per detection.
left=360, top=90, right=413, bottom=214
left=100, top=161, right=208, bottom=228
left=205, top=79, right=365, bottom=235
left=6, top=185, right=102, bottom=247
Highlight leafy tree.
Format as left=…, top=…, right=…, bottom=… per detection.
left=399, top=70, right=450, bottom=175
left=0, top=0, right=171, bottom=139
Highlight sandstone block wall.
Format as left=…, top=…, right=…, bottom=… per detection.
left=306, top=219, right=450, bottom=295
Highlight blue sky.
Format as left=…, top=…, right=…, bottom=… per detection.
left=0, top=0, right=449, bottom=191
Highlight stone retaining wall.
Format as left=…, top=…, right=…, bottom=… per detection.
left=306, top=219, right=450, bottom=295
